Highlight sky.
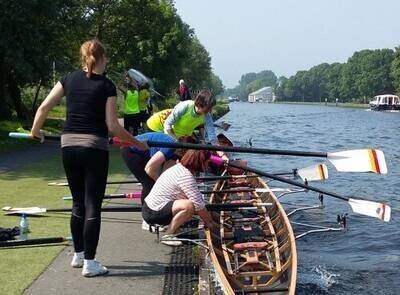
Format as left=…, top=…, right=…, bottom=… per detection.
left=174, top=0, right=400, bottom=88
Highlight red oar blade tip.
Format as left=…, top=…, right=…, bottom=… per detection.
left=327, top=149, right=388, bottom=174
left=348, top=198, right=391, bottom=222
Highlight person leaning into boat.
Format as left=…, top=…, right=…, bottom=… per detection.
left=147, top=90, right=216, bottom=142
left=121, top=73, right=142, bottom=136
left=31, top=39, right=148, bottom=277
left=121, top=132, right=179, bottom=230
left=142, top=149, right=216, bottom=246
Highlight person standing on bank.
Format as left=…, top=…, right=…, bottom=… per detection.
left=176, top=79, right=191, bottom=101
left=121, top=73, right=141, bottom=135
left=138, top=82, right=151, bottom=130
left=31, top=39, right=148, bottom=277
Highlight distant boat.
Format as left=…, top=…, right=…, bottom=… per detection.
left=369, top=94, right=400, bottom=111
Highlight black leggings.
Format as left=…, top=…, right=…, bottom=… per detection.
left=124, top=114, right=141, bottom=136
left=62, top=147, right=109, bottom=260
left=122, top=148, right=155, bottom=204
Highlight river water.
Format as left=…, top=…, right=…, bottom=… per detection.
left=219, top=102, right=399, bottom=295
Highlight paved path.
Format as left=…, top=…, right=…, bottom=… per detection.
left=24, top=181, right=173, bottom=295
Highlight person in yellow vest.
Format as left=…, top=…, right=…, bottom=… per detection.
left=138, top=82, right=151, bottom=130
left=146, top=90, right=228, bottom=159
left=120, top=74, right=141, bottom=135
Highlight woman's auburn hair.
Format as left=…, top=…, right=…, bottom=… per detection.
left=180, top=149, right=211, bottom=172
left=194, top=89, right=216, bottom=109
left=80, top=39, right=106, bottom=78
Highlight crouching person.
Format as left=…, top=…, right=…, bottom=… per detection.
left=142, top=150, right=215, bottom=246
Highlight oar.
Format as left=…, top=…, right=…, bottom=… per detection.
left=9, top=132, right=129, bottom=146
left=201, top=163, right=328, bottom=182
left=0, top=236, right=72, bottom=248
left=62, top=188, right=281, bottom=201
left=146, top=140, right=387, bottom=174
left=2, top=203, right=273, bottom=216
left=48, top=180, right=140, bottom=186
left=227, top=162, right=391, bottom=222
left=51, top=163, right=326, bottom=187
left=2, top=205, right=142, bottom=215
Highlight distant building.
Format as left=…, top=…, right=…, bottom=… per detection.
left=248, top=87, right=275, bottom=103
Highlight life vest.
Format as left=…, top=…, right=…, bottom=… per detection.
left=146, top=109, right=173, bottom=132
left=146, top=101, right=205, bottom=138
left=124, top=90, right=140, bottom=115
left=138, top=89, right=150, bottom=111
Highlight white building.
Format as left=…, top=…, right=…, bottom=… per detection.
left=248, top=86, right=275, bottom=103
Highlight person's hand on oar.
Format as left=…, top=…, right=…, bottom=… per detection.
left=30, top=129, right=45, bottom=143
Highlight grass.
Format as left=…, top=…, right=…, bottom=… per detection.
left=0, top=118, right=65, bottom=154
left=0, top=149, right=129, bottom=295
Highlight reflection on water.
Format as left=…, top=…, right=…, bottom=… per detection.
left=220, top=102, right=400, bottom=294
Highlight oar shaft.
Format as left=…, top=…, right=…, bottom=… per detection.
left=228, top=163, right=348, bottom=202
left=0, top=237, right=70, bottom=247
left=48, top=206, right=142, bottom=212
left=147, top=140, right=328, bottom=157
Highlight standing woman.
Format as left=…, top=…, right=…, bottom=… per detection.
left=121, top=75, right=141, bottom=136
left=31, top=39, right=147, bottom=277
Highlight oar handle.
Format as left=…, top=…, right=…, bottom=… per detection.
left=9, top=132, right=61, bottom=141
left=147, top=140, right=328, bottom=157
left=228, top=162, right=349, bottom=202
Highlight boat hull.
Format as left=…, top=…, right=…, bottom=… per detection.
left=205, top=173, right=297, bottom=294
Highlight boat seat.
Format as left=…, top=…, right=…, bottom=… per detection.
left=233, top=242, right=269, bottom=251
left=234, top=224, right=265, bottom=243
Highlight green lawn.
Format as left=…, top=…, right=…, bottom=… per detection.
left=0, top=149, right=129, bottom=295
left=0, top=118, right=65, bottom=154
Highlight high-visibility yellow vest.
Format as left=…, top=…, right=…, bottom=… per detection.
left=124, top=90, right=140, bottom=115
left=146, top=109, right=173, bottom=132
left=146, top=101, right=205, bottom=138
left=138, top=89, right=150, bottom=111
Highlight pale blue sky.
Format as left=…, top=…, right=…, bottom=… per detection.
left=174, top=0, right=400, bottom=88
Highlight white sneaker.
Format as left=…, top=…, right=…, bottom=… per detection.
left=158, top=225, right=168, bottom=232
left=82, top=260, right=108, bottom=277
left=71, top=252, right=84, bottom=268
left=142, top=220, right=150, bottom=231
left=161, top=234, right=183, bottom=246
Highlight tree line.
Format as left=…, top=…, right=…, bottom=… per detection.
left=228, top=47, right=400, bottom=103
left=0, top=0, right=224, bottom=120
left=225, top=70, right=277, bottom=100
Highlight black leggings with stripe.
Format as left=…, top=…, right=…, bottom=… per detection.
left=62, top=147, right=109, bottom=260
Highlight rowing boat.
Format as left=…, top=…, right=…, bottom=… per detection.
left=205, top=171, right=297, bottom=294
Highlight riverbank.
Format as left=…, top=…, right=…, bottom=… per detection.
left=274, top=100, right=369, bottom=109
left=0, top=149, right=130, bottom=295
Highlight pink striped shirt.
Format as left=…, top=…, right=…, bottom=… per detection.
left=145, top=163, right=205, bottom=211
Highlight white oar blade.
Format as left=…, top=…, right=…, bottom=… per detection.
left=2, top=206, right=46, bottom=215
left=327, top=149, right=387, bottom=174
left=348, top=198, right=391, bottom=222
left=297, top=164, right=329, bottom=182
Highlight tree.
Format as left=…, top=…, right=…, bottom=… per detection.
left=391, top=47, right=400, bottom=94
